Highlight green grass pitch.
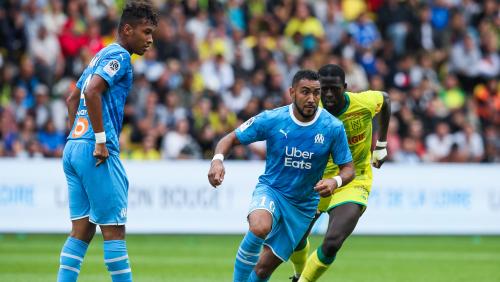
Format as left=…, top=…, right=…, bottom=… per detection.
left=1, top=234, right=499, bottom=281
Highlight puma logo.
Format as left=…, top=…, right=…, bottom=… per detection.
left=279, top=129, right=289, bottom=138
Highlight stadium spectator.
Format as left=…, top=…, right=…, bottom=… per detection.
left=130, top=133, right=161, bottom=160
left=393, top=137, right=422, bottom=164
left=425, top=122, right=454, bottom=162
left=37, top=118, right=65, bottom=158
left=162, top=118, right=201, bottom=159
left=221, top=77, right=252, bottom=114
left=453, top=123, right=485, bottom=162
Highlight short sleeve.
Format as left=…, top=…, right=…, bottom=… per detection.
left=94, top=51, right=130, bottom=88
left=355, top=91, right=384, bottom=117
left=76, top=72, right=85, bottom=90
left=330, top=123, right=353, bottom=165
left=235, top=112, right=268, bottom=145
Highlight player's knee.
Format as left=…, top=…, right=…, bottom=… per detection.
left=71, top=225, right=96, bottom=243
left=101, top=225, right=126, bottom=240
left=249, top=222, right=272, bottom=238
left=248, top=212, right=273, bottom=238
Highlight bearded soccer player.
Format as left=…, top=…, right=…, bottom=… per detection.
left=57, top=2, right=157, bottom=282
left=290, top=64, right=391, bottom=282
left=208, top=70, right=355, bottom=282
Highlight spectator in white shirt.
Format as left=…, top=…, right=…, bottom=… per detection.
left=425, top=121, right=454, bottom=162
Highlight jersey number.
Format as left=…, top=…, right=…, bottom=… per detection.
left=259, top=196, right=275, bottom=213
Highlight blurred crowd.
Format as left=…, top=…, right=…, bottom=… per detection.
left=0, top=0, right=498, bottom=163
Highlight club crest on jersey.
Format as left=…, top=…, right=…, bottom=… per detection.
left=314, top=133, right=324, bottom=144
left=103, top=59, right=120, bottom=77
left=120, top=208, right=127, bottom=218
left=239, top=117, right=255, bottom=132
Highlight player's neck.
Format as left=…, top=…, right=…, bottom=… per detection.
left=331, top=97, right=346, bottom=116
left=116, top=38, right=133, bottom=54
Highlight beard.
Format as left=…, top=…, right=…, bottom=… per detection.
left=294, top=100, right=317, bottom=119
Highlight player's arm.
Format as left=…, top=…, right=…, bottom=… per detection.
left=66, top=87, right=81, bottom=128
left=372, top=91, right=391, bottom=168
left=315, top=161, right=355, bottom=197
left=84, top=75, right=109, bottom=166
left=208, top=114, right=265, bottom=187
left=207, top=132, right=242, bottom=188
left=315, top=124, right=355, bottom=197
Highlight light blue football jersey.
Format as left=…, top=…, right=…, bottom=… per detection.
left=68, top=43, right=133, bottom=155
left=235, top=104, right=352, bottom=207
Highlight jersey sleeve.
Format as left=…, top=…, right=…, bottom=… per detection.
left=234, top=111, right=268, bottom=145
left=330, top=123, right=353, bottom=165
left=94, top=51, right=130, bottom=88
left=354, top=90, right=384, bottom=117
left=76, top=72, right=86, bottom=89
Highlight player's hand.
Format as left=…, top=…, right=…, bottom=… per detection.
left=208, top=160, right=225, bottom=188
left=372, top=144, right=388, bottom=169
left=314, top=179, right=337, bottom=197
left=93, top=143, right=109, bottom=167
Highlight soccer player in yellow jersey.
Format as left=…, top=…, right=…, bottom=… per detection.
left=290, top=64, right=391, bottom=282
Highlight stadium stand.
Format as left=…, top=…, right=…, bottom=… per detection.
left=0, top=0, right=498, bottom=162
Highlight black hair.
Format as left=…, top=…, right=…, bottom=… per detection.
left=292, top=69, right=319, bottom=87
left=119, top=1, right=158, bottom=31
left=318, top=64, right=345, bottom=82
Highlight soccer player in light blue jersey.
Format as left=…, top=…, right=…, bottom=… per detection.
left=208, top=70, right=355, bottom=282
left=57, top=2, right=157, bottom=282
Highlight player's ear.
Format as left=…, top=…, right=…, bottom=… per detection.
left=123, top=23, right=133, bottom=36
left=289, top=87, right=295, bottom=99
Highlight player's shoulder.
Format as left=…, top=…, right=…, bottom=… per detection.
left=347, top=90, right=383, bottom=110
left=318, top=108, right=343, bottom=128
left=262, top=105, right=289, bottom=119
left=347, top=90, right=383, bottom=100
left=100, top=43, right=131, bottom=62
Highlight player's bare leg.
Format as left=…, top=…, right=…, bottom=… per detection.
left=70, top=217, right=97, bottom=243
left=250, top=246, right=283, bottom=281
left=233, top=209, right=273, bottom=282
left=100, top=225, right=132, bottom=281
left=101, top=225, right=126, bottom=240
left=299, top=203, right=362, bottom=282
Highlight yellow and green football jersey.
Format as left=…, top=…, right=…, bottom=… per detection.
left=323, top=90, right=383, bottom=179
left=319, top=90, right=383, bottom=211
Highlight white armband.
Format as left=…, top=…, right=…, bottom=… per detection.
left=333, top=175, right=343, bottom=188
left=212, top=153, right=224, bottom=162
left=95, top=132, right=106, bottom=144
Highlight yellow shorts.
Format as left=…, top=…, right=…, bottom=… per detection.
left=317, top=177, right=372, bottom=213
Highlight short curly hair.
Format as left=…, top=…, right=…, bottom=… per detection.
left=119, top=0, right=158, bottom=30
left=292, top=69, right=319, bottom=87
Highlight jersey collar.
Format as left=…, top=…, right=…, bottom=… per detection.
left=289, top=104, right=322, bottom=126
left=336, top=92, right=350, bottom=116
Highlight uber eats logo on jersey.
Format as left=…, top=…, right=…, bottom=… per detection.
left=284, top=146, right=314, bottom=169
